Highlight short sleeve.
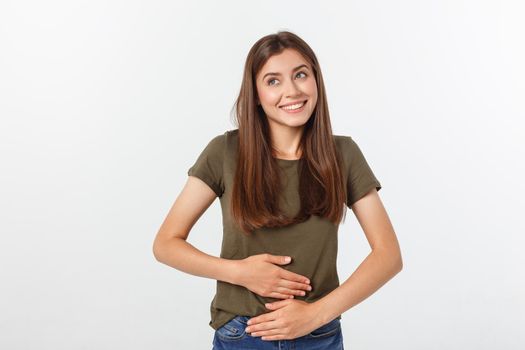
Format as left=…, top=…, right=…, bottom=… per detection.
left=187, top=133, right=225, bottom=197
left=344, top=136, right=382, bottom=207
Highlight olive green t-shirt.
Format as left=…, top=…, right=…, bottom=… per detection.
left=187, top=128, right=381, bottom=330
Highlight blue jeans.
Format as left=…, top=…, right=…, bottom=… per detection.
left=212, top=315, right=344, bottom=349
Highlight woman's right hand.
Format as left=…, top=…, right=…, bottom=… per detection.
left=234, top=254, right=312, bottom=299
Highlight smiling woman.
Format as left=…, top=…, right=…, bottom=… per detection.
left=152, top=30, right=402, bottom=350
left=255, top=49, right=318, bottom=159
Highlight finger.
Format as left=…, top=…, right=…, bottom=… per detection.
left=266, top=254, right=292, bottom=265
left=246, top=319, right=280, bottom=334
left=261, top=334, right=286, bottom=341
left=250, top=329, right=284, bottom=340
left=265, top=299, right=290, bottom=309
left=274, top=285, right=306, bottom=297
left=247, top=311, right=277, bottom=326
left=280, top=269, right=310, bottom=285
left=268, top=291, right=295, bottom=299
left=278, top=280, right=313, bottom=293
left=251, top=327, right=283, bottom=338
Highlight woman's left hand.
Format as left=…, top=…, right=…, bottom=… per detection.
left=245, top=299, right=323, bottom=341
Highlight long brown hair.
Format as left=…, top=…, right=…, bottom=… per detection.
left=230, top=30, right=347, bottom=234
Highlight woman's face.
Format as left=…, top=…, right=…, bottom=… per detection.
left=255, top=48, right=318, bottom=132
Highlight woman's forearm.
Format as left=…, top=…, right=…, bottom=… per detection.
left=153, top=237, right=240, bottom=285
left=314, top=248, right=403, bottom=325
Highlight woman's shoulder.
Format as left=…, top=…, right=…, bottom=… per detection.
left=332, top=134, right=355, bottom=150
left=196, top=129, right=238, bottom=161
left=224, top=129, right=240, bottom=151
left=332, top=134, right=367, bottom=166
left=224, top=128, right=239, bottom=141
left=204, top=129, right=238, bottom=147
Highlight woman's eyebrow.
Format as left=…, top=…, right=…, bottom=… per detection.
left=262, top=64, right=309, bottom=80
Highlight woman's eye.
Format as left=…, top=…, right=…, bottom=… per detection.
left=267, top=72, right=307, bottom=86
left=296, top=71, right=307, bottom=79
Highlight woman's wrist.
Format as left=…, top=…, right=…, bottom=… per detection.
left=222, top=258, right=243, bottom=285
left=311, top=297, right=336, bottom=326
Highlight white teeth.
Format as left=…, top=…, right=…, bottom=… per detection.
left=281, top=101, right=305, bottom=110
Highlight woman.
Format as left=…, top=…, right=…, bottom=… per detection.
left=153, top=30, right=402, bottom=350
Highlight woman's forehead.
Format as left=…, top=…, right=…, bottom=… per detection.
left=258, top=49, right=311, bottom=76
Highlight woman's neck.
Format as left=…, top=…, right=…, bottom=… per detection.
left=269, top=125, right=304, bottom=159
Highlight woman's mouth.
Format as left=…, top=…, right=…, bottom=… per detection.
left=279, top=100, right=307, bottom=113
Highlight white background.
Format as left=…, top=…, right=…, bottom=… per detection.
left=1, top=1, right=524, bottom=349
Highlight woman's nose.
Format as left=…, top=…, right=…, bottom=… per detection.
left=284, top=79, right=301, bottom=97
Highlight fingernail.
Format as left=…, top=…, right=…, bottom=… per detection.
left=307, top=286, right=312, bottom=291
left=285, top=257, right=291, bottom=262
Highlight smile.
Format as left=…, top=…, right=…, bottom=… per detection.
left=279, top=100, right=307, bottom=113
